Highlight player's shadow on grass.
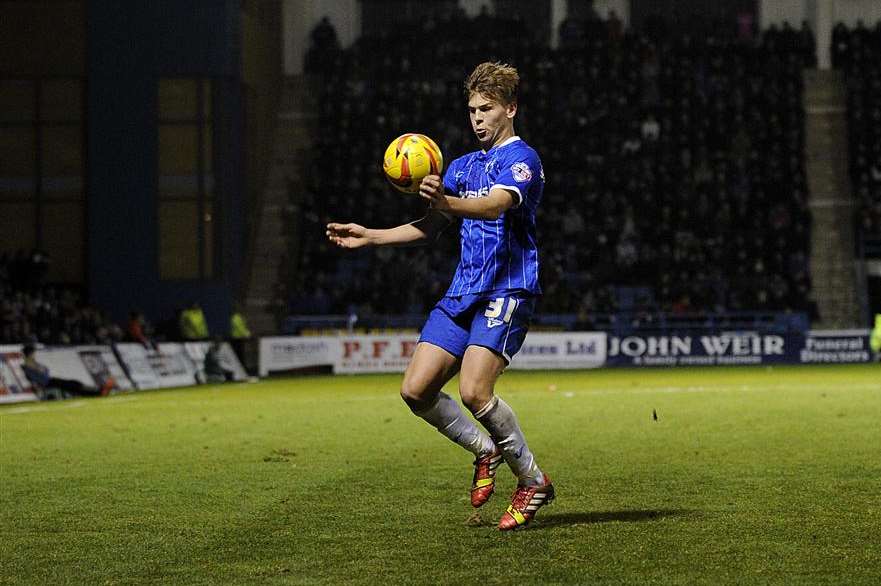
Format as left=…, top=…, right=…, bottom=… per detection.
left=532, top=509, right=694, bottom=529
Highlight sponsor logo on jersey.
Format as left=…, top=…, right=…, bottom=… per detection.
left=511, top=162, right=532, bottom=183
left=462, top=186, right=490, bottom=199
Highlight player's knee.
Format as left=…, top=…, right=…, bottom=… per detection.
left=459, top=383, right=492, bottom=414
left=400, top=381, right=432, bottom=412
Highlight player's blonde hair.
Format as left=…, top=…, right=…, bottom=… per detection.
left=464, top=61, right=520, bottom=106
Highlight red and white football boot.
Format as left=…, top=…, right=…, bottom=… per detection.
left=497, top=476, right=555, bottom=531
left=470, top=449, right=503, bottom=508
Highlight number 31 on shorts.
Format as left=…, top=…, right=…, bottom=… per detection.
left=484, top=297, right=518, bottom=329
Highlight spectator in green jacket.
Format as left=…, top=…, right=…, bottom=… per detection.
left=179, top=302, right=209, bottom=341
left=229, top=304, right=251, bottom=365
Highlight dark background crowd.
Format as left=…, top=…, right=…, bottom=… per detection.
left=286, top=11, right=820, bottom=324
left=833, top=20, right=881, bottom=239
left=0, top=251, right=124, bottom=345
left=1, top=252, right=217, bottom=346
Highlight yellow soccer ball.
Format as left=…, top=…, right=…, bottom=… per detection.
left=382, top=133, right=443, bottom=194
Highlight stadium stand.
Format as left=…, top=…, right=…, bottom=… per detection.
left=833, top=20, right=881, bottom=240
left=285, top=13, right=814, bottom=332
left=0, top=250, right=124, bottom=345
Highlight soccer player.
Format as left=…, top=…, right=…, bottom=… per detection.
left=327, top=62, right=553, bottom=530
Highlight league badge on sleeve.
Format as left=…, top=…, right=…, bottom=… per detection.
left=511, top=162, right=533, bottom=183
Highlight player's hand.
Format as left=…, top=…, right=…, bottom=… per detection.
left=326, top=222, right=371, bottom=249
left=418, top=175, right=450, bottom=211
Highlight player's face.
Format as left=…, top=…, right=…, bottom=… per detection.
left=468, top=92, right=516, bottom=149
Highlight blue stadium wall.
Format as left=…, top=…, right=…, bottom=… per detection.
left=87, top=0, right=245, bottom=333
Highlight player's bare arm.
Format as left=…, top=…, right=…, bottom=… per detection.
left=418, top=175, right=516, bottom=220
left=326, top=210, right=450, bottom=249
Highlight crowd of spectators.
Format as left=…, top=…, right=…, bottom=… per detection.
left=0, top=250, right=125, bottom=345
left=2, top=250, right=254, bottom=349
left=286, top=11, right=814, bottom=322
left=2, top=250, right=254, bottom=353
left=833, top=20, right=881, bottom=239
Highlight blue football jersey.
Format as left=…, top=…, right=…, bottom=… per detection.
left=442, top=136, right=544, bottom=296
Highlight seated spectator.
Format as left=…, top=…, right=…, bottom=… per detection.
left=204, top=338, right=234, bottom=383
left=21, top=344, right=114, bottom=399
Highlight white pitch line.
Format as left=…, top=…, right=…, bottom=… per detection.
left=0, top=401, right=89, bottom=415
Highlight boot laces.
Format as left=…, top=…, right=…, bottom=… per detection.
left=510, top=486, right=534, bottom=511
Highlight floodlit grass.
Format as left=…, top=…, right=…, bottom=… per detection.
left=1, top=364, right=880, bottom=585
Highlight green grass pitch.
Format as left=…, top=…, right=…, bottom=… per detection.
left=1, top=364, right=880, bottom=585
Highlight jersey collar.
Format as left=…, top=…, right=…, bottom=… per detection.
left=483, top=135, right=521, bottom=154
